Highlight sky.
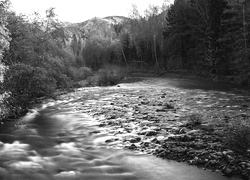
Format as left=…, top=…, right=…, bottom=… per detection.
left=10, top=0, right=173, bottom=23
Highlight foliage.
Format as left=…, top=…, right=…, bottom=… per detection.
left=1, top=7, right=76, bottom=119
left=219, top=1, right=250, bottom=77
left=68, top=66, right=93, bottom=81
left=126, top=5, right=167, bottom=69
left=5, top=64, right=56, bottom=96
left=163, top=0, right=250, bottom=83
left=225, top=118, right=250, bottom=153
left=87, top=65, right=125, bottom=86
left=75, top=4, right=168, bottom=71
left=2, top=63, right=56, bottom=117
left=0, top=0, right=10, bottom=56
left=81, top=18, right=119, bottom=69
left=164, top=0, right=226, bottom=71
left=0, top=0, right=11, bottom=81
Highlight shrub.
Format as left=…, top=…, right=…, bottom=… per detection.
left=43, top=57, right=74, bottom=89
left=225, top=118, right=250, bottom=154
left=50, top=72, right=73, bottom=89
left=5, top=64, right=56, bottom=97
left=0, top=92, right=9, bottom=119
left=68, top=66, right=93, bottom=81
left=96, top=65, right=125, bottom=86
left=86, top=65, right=126, bottom=86
left=2, top=63, right=57, bottom=117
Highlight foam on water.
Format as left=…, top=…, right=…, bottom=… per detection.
left=0, top=80, right=246, bottom=180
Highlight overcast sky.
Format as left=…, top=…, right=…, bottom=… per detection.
left=10, top=0, right=173, bottom=23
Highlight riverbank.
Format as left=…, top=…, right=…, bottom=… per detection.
left=161, top=70, right=250, bottom=87
left=129, top=67, right=250, bottom=87
left=61, top=77, right=250, bottom=179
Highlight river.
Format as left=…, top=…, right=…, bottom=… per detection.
left=0, top=76, right=248, bottom=180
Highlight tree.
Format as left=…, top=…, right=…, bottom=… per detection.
left=125, top=4, right=167, bottom=69
left=219, top=0, right=250, bottom=77
left=1, top=8, right=76, bottom=118
left=71, top=34, right=79, bottom=56
left=163, top=0, right=228, bottom=73
left=0, top=0, right=11, bottom=79
left=145, top=5, right=165, bottom=70
left=82, top=18, right=120, bottom=68
left=164, top=0, right=195, bottom=69
left=113, top=23, right=129, bottom=66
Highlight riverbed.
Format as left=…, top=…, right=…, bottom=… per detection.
left=0, top=76, right=248, bottom=180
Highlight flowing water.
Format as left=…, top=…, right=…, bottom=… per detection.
left=0, top=77, right=247, bottom=180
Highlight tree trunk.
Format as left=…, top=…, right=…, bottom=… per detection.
left=153, top=34, right=160, bottom=70
left=243, top=2, right=247, bottom=55
left=120, top=45, right=128, bottom=67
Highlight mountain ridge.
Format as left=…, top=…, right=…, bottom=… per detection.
left=63, top=15, right=129, bottom=28
left=61, top=15, right=129, bottom=55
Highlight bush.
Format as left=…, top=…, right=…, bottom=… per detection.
left=0, top=92, right=10, bottom=119
left=225, top=118, right=250, bottom=154
left=2, top=63, right=57, bottom=117
left=87, top=65, right=126, bottom=86
left=96, top=65, right=125, bottom=86
left=50, top=72, right=73, bottom=89
left=68, top=66, right=93, bottom=81
left=43, top=57, right=74, bottom=89
left=5, top=64, right=56, bottom=97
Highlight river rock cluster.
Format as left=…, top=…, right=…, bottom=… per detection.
left=75, top=79, right=250, bottom=179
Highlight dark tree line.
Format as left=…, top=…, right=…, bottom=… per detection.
left=163, top=0, right=250, bottom=83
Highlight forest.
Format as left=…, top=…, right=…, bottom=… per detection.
left=0, top=0, right=250, bottom=119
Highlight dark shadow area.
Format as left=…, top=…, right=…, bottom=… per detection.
left=163, top=77, right=250, bottom=93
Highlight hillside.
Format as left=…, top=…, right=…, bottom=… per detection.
left=62, top=16, right=129, bottom=53
left=102, top=16, right=129, bottom=24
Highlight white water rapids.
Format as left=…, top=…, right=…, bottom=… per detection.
left=0, top=96, right=240, bottom=180
left=1, top=76, right=248, bottom=180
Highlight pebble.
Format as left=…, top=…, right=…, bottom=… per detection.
left=83, top=81, right=250, bottom=179
left=145, top=130, right=158, bottom=136
left=224, top=168, right=232, bottom=175
left=129, top=137, right=141, bottom=143
left=129, top=144, right=137, bottom=149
